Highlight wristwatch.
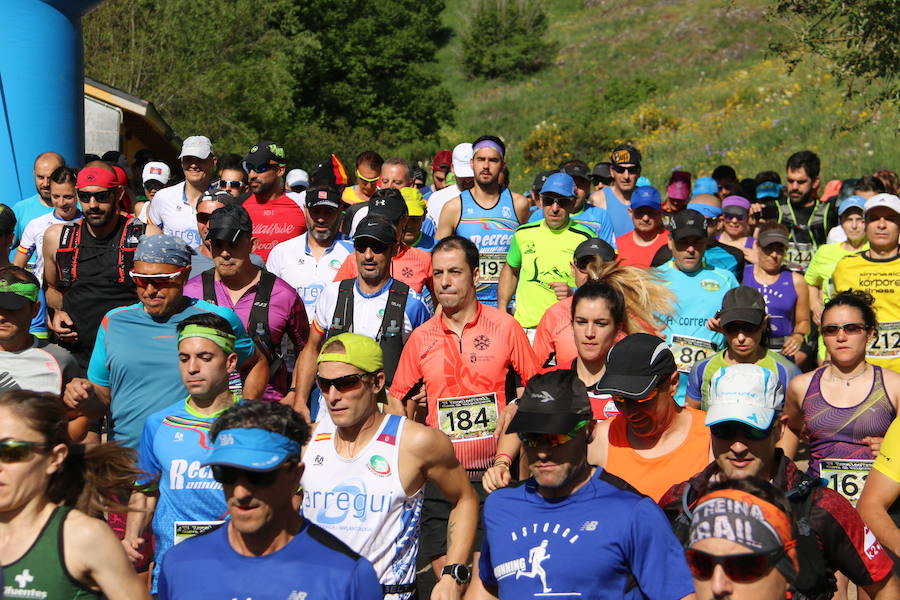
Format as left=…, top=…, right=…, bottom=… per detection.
left=441, top=563, right=471, bottom=584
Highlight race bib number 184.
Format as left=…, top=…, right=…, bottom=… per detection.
left=438, top=393, right=499, bottom=441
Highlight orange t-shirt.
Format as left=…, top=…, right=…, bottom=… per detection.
left=615, top=230, right=670, bottom=268
left=533, top=297, right=576, bottom=368
left=604, top=406, right=710, bottom=502
left=334, top=243, right=433, bottom=294
left=390, top=303, right=539, bottom=474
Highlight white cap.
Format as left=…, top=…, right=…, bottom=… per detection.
left=705, top=364, right=784, bottom=430
left=179, top=135, right=213, bottom=159
left=452, top=143, right=474, bottom=178
left=141, top=161, right=171, bottom=186
left=286, top=168, right=309, bottom=188
left=864, top=193, right=900, bottom=216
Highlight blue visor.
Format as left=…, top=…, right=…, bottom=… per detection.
left=686, top=202, right=722, bottom=218
left=204, top=428, right=300, bottom=471
left=838, top=195, right=867, bottom=216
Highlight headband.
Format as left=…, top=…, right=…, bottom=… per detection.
left=0, top=280, right=39, bottom=302
left=690, top=489, right=798, bottom=580
left=76, top=166, right=119, bottom=189
left=473, top=139, right=505, bottom=158
left=177, top=324, right=236, bottom=354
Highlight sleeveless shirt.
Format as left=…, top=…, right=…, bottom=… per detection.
left=803, top=365, right=896, bottom=477
left=301, top=414, right=424, bottom=597
left=2, top=506, right=101, bottom=599
left=602, top=187, right=634, bottom=237
left=455, top=189, right=519, bottom=306
left=743, top=265, right=798, bottom=338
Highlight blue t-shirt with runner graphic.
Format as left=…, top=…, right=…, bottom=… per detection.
left=479, top=469, right=694, bottom=600
left=137, top=397, right=239, bottom=593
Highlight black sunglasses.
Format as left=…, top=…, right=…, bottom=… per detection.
left=316, top=372, right=374, bottom=393
left=0, top=440, right=53, bottom=463
left=710, top=421, right=772, bottom=441
left=196, top=212, right=213, bottom=224
left=354, top=239, right=389, bottom=254
left=611, top=164, right=640, bottom=175
left=541, top=196, right=575, bottom=209
left=211, top=462, right=292, bottom=487
left=243, top=162, right=278, bottom=174
left=685, top=547, right=785, bottom=583
left=77, top=190, right=114, bottom=203
left=723, top=321, right=762, bottom=335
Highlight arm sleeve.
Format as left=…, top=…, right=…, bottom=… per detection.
left=86, top=317, right=111, bottom=387
left=389, top=331, right=423, bottom=400
left=626, top=499, right=696, bottom=600
left=349, top=558, right=383, bottom=600
left=506, top=234, right=522, bottom=269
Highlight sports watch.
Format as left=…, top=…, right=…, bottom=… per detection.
left=441, top=563, right=471, bottom=584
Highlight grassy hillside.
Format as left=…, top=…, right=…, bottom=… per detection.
left=429, top=0, right=897, bottom=191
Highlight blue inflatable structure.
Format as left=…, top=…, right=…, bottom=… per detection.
left=0, top=0, right=104, bottom=204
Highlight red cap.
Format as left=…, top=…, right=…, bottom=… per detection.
left=110, top=164, right=128, bottom=186
left=76, top=167, right=119, bottom=189
left=432, top=150, right=452, bottom=172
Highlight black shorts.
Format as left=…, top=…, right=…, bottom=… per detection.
left=420, top=479, right=488, bottom=561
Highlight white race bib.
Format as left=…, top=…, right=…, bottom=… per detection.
left=821, top=459, right=873, bottom=505
left=438, top=393, right=499, bottom=442
left=478, top=253, right=506, bottom=284
left=867, top=321, right=900, bottom=360
left=671, top=335, right=716, bottom=373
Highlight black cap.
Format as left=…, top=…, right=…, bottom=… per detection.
left=574, top=237, right=617, bottom=262
left=368, top=188, right=407, bottom=224
left=717, top=286, right=767, bottom=326
left=198, top=189, right=235, bottom=206
left=306, top=187, right=342, bottom=210
left=594, top=333, right=676, bottom=400
left=561, top=163, right=591, bottom=183
left=610, top=145, right=641, bottom=166
left=592, top=162, right=612, bottom=179
left=532, top=169, right=558, bottom=192
left=0, top=203, right=16, bottom=234
left=244, top=140, right=286, bottom=167
left=670, top=209, right=707, bottom=241
left=410, top=166, right=427, bottom=183
left=354, top=216, right=397, bottom=245
left=507, top=371, right=592, bottom=435
left=207, top=204, right=253, bottom=242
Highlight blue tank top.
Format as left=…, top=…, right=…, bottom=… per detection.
left=455, top=188, right=519, bottom=306
left=602, top=187, right=634, bottom=236
left=743, top=265, right=797, bottom=338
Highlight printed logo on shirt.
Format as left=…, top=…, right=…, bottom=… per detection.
left=492, top=533, right=582, bottom=597
left=329, top=259, right=342, bottom=269
left=864, top=526, right=884, bottom=560
left=502, top=206, right=512, bottom=219
left=288, top=592, right=308, bottom=600
left=700, top=279, right=721, bottom=292
left=169, top=459, right=222, bottom=491
left=173, top=432, right=184, bottom=442
left=313, top=454, right=325, bottom=466
left=473, top=335, right=491, bottom=351
left=304, top=478, right=395, bottom=525
left=8, top=568, right=47, bottom=599
left=367, top=454, right=391, bottom=477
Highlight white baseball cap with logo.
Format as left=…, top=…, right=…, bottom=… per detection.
left=705, top=363, right=784, bottom=430
left=864, top=193, right=900, bottom=217
left=179, top=135, right=213, bottom=159
left=141, top=161, right=171, bottom=186
left=451, top=143, right=474, bottom=178
left=286, top=169, right=309, bottom=188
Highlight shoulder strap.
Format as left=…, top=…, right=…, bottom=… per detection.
left=55, top=222, right=83, bottom=287
left=378, top=280, right=410, bottom=340
left=248, top=270, right=277, bottom=349
left=327, top=278, right=356, bottom=339
left=201, top=269, right=217, bottom=304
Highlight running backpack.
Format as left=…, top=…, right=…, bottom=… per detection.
left=326, top=278, right=409, bottom=386
left=56, top=217, right=145, bottom=288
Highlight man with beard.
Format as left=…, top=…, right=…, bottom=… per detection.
left=776, top=150, right=837, bottom=271
left=437, top=136, right=530, bottom=307
left=184, top=204, right=308, bottom=404
left=10, top=152, right=65, bottom=261
left=147, top=136, right=216, bottom=248
left=240, top=140, right=307, bottom=261
left=43, top=162, right=144, bottom=371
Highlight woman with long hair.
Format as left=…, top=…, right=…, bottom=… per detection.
left=0, top=391, right=150, bottom=599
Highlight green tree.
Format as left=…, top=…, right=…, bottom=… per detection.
left=767, top=0, right=899, bottom=105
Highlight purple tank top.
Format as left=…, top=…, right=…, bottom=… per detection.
left=743, top=265, right=797, bottom=338
left=803, top=365, right=896, bottom=477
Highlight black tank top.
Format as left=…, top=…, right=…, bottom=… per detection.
left=61, top=216, right=139, bottom=369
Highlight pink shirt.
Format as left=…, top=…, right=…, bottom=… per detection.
left=184, top=272, right=309, bottom=402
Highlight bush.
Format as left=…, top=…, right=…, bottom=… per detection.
left=460, top=0, right=555, bottom=79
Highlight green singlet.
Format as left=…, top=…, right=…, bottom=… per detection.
left=3, top=506, right=101, bottom=599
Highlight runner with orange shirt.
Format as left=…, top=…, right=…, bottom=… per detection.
left=389, top=235, right=538, bottom=582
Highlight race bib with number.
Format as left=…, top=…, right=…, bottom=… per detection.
left=671, top=335, right=717, bottom=373
left=174, top=520, right=224, bottom=545
left=438, top=393, right=499, bottom=442
left=867, top=321, right=900, bottom=360
left=479, top=253, right=506, bottom=284
left=821, top=459, right=873, bottom=505
left=786, top=242, right=813, bottom=271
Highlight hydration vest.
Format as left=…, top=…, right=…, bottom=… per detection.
left=326, top=278, right=409, bottom=386
left=776, top=197, right=832, bottom=247
left=55, top=217, right=145, bottom=288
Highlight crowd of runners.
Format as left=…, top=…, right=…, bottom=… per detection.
left=1, top=135, right=900, bottom=600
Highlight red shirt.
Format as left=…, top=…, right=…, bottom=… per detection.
left=242, top=193, right=307, bottom=261
left=615, top=230, right=669, bottom=268
left=334, top=244, right=433, bottom=294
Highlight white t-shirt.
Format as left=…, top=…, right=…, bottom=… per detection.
left=826, top=224, right=847, bottom=244
left=18, top=211, right=81, bottom=282
left=146, top=181, right=203, bottom=248
left=266, top=233, right=354, bottom=320
left=311, top=278, right=432, bottom=340
left=425, top=183, right=460, bottom=233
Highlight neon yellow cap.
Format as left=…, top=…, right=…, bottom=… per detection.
left=317, top=332, right=383, bottom=373
left=400, top=187, right=426, bottom=217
